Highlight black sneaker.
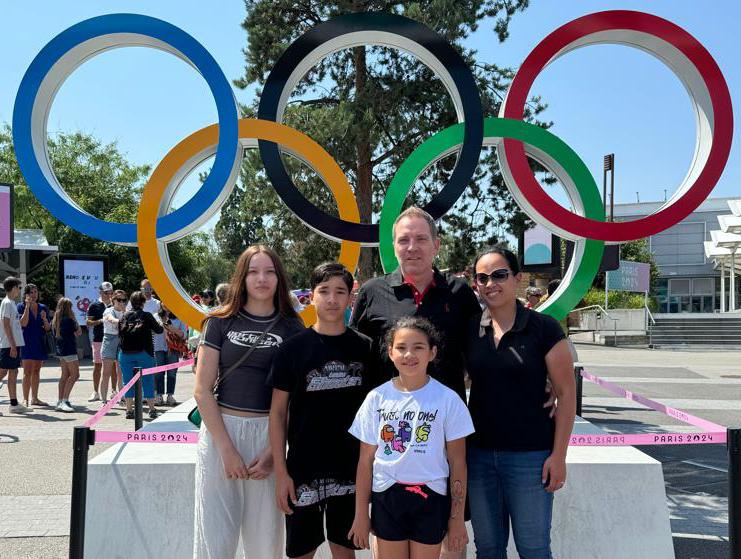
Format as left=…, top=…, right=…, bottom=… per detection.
left=125, top=410, right=135, bottom=420
left=148, top=408, right=159, bottom=419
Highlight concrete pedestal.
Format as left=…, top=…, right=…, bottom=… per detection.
left=85, top=406, right=674, bottom=558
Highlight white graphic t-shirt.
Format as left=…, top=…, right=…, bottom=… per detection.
left=0, top=296, right=24, bottom=348
left=349, top=376, right=474, bottom=495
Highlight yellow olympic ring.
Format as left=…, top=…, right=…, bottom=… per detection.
left=137, top=118, right=361, bottom=329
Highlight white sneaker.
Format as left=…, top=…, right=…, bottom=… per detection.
left=8, top=403, right=29, bottom=414
left=154, top=394, right=164, bottom=406
left=55, top=400, right=63, bottom=411
left=100, top=400, right=108, bottom=409
left=59, top=401, right=74, bottom=413
left=88, top=391, right=101, bottom=402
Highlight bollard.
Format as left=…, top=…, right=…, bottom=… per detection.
left=69, top=426, right=95, bottom=559
left=134, top=367, right=143, bottom=431
left=729, top=428, right=741, bottom=558
left=574, top=366, right=584, bottom=417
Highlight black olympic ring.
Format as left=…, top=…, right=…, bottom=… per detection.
left=257, top=12, right=483, bottom=244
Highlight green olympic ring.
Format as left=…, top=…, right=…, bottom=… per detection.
left=379, top=117, right=605, bottom=321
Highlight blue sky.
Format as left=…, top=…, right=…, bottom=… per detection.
left=1, top=1, right=739, bottom=233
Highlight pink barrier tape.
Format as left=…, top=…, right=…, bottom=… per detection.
left=141, top=358, right=195, bottom=376
left=570, top=431, right=726, bottom=447
left=580, top=371, right=727, bottom=433
left=94, top=430, right=199, bottom=444
left=82, top=370, right=141, bottom=428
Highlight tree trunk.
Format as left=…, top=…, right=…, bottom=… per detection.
left=353, top=45, right=375, bottom=282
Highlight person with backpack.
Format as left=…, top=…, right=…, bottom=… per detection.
left=118, top=291, right=165, bottom=419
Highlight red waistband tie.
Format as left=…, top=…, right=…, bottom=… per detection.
left=404, top=484, right=428, bottom=499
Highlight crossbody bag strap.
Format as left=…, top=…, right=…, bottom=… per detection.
left=212, top=314, right=281, bottom=394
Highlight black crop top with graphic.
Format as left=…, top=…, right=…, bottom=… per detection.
left=200, top=310, right=304, bottom=413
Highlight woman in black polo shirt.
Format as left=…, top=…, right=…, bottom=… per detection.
left=465, top=246, right=575, bottom=559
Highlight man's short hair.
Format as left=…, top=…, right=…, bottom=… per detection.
left=310, top=262, right=354, bottom=292
left=3, top=276, right=21, bottom=292
left=392, top=206, right=438, bottom=241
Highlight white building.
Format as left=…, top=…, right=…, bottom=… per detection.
left=613, top=197, right=739, bottom=313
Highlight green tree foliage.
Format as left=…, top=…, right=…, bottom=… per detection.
left=0, top=125, right=231, bottom=305
left=223, top=0, right=549, bottom=282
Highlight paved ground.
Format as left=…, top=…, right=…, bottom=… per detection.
left=0, top=346, right=737, bottom=558
left=0, top=358, right=197, bottom=558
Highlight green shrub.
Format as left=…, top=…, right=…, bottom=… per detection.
left=582, top=288, right=657, bottom=311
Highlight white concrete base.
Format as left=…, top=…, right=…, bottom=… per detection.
left=85, top=403, right=674, bottom=558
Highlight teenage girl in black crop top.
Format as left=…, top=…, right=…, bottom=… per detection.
left=193, top=245, right=303, bottom=558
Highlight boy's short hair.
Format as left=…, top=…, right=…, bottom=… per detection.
left=310, top=262, right=354, bottom=293
left=3, top=276, right=21, bottom=292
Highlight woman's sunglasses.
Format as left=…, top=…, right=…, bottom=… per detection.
left=474, top=269, right=511, bottom=285
left=114, top=298, right=126, bottom=303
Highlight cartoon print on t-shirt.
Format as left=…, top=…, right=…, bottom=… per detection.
left=398, top=421, right=412, bottom=443
left=380, top=424, right=394, bottom=443
left=392, top=435, right=406, bottom=453
left=415, top=423, right=431, bottom=443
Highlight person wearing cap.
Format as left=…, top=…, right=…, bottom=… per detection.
left=200, top=289, right=216, bottom=309
left=525, top=286, right=543, bottom=309
left=86, top=281, right=113, bottom=402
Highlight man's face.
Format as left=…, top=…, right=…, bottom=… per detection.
left=310, top=276, right=350, bottom=324
left=141, top=280, right=152, bottom=300
left=101, top=289, right=112, bottom=303
left=393, top=216, right=440, bottom=278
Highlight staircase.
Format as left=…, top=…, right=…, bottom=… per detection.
left=650, top=314, right=741, bottom=348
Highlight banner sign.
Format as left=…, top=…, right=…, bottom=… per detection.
left=607, top=260, right=651, bottom=292
left=59, top=255, right=108, bottom=325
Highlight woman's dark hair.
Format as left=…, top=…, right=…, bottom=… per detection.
left=129, top=291, right=145, bottom=310
left=310, top=262, right=354, bottom=292
left=384, top=316, right=441, bottom=353
left=472, top=245, right=520, bottom=276
left=23, top=283, right=38, bottom=297
left=157, top=301, right=177, bottom=321
left=207, top=245, right=299, bottom=324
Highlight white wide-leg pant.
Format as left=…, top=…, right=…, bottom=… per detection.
left=193, top=414, right=282, bottom=559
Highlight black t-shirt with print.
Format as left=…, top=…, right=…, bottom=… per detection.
left=465, top=302, right=566, bottom=452
left=87, top=300, right=108, bottom=343
left=268, top=327, right=376, bottom=504
left=200, top=310, right=304, bottom=413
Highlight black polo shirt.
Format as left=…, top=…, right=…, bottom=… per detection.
left=349, top=267, right=481, bottom=401
left=465, top=301, right=565, bottom=451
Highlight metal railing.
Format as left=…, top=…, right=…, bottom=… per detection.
left=644, top=303, right=656, bottom=347
left=569, top=304, right=618, bottom=344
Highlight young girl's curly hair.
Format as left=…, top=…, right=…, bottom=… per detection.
left=384, top=316, right=441, bottom=354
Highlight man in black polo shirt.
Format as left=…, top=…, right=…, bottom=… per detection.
left=350, top=207, right=480, bottom=403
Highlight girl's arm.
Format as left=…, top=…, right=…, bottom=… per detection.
left=445, top=437, right=469, bottom=552
left=194, top=344, right=248, bottom=480
left=269, top=389, right=294, bottom=513
left=542, top=338, right=576, bottom=493
left=348, top=442, right=376, bottom=550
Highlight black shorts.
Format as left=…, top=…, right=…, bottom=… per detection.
left=371, top=483, right=450, bottom=545
left=285, top=493, right=358, bottom=557
left=0, top=347, right=21, bottom=370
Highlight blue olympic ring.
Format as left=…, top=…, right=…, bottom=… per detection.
left=12, top=13, right=240, bottom=244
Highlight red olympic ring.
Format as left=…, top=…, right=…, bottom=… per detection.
left=500, top=10, right=733, bottom=242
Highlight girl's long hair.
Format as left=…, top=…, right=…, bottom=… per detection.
left=52, top=298, right=75, bottom=339
left=207, top=245, right=299, bottom=323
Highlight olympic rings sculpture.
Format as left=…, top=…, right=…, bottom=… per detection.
left=12, top=10, right=733, bottom=329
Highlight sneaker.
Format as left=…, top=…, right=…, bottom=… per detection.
left=148, top=408, right=159, bottom=419
left=54, top=400, right=63, bottom=411
left=100, top=400, right=108, bottom=409
left=125, top=410, right=135, bottom=420
left=165, top=395, right=177, bottom=407
left=8, top=403, right=29, bottom=414
left=154, top=394, right=164, bottom=406
left=88, top=391, right=101, bottom=402
left=59, top=401, right=74, bottom=413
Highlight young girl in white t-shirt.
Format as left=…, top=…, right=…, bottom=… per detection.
left=348, top=316, right=474, bottom=559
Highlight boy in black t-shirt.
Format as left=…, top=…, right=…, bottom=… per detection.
left=268, top=262, right=375, bottom=559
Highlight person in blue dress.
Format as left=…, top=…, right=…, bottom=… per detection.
left=18, top=283, right=51, bottom=408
